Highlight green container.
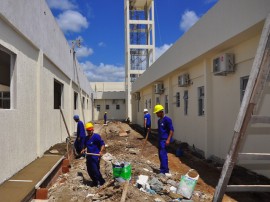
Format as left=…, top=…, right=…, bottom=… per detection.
left=112, top=163, right=131, bottom=180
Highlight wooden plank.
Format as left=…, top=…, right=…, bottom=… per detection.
left=120, top=181, right=129, bottom=202
left=59, top=107, right=71, bottom=139
left=238, top=153, right=270, bottom=160
left=251, top=115, right=270, bottom=124
left=227, top=185, right=270, bottom=192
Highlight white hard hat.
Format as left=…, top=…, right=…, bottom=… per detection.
left=144, top=109, right=148, bottom=112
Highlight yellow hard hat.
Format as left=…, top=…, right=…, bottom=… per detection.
left=85, top=122, right=94, bottom=131
left=153, top=104, right=164, bottom=113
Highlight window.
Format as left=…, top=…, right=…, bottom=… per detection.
left=183, top=90, right=188, bottom=115
left=74, top=92, right=78, bottom=110
left=240, top=76, right=249, bottom=103
left=116, top=104, right=120, bottom=110
left=156, top=97, right=160, bottom=105
left=82, top=97, right=85, bottom=109
left=0, top=47, right=15, bottom=109
left=145, top=100, right=148, bottom=109
left=198, top=86, right=205, bottom=116
left=0, top=92, right=10, bottom=109
left=106, top=105, right=110, bottom=110
left=87, top=99, right=89, bottom=109
left=149, top=99, right=151, bottom=109
left=54, top=80, right=63, bottom=109
left=176, top=92, right=180, bottom=107
left=97, top=105, right=100, bottom=111
left=165, top=95, right=169, bottom=114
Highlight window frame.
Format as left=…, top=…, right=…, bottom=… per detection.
left=0, top=45, right=16, bottom=109
left=240, top=76, right=249, bottom=103
left=198, top=86, right=205, bottom=116
left=176, top=92, right=180, bottom=108
left=54, top=79, right=64, bottom=109
left=183, top=90, right=188, bottom=115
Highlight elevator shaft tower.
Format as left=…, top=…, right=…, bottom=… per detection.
left=124, top=0, right=155, bottom=120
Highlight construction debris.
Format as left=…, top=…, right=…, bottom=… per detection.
left=47, top=121, right=270, bottom=202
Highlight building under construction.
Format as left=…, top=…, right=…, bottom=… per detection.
left=1, top=0, right=270, bottom=201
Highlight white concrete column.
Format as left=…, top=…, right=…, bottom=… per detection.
left=36, top=50, right=42, bottom=157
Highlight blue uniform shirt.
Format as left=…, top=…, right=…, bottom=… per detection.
left=85, top=133, right=105, bottom=154
left=144, top=113, right=151, bottom=127
left=158, top=116, right=174, bottom=140
left=77, top=120, right=86, bottom=138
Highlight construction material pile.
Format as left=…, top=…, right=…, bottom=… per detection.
left=47, top=121, right=234, bottom=201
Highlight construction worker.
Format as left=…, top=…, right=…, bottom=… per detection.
left=153, top=104, right=174, bottom=174
left=81, top=122, right=105, bottom=187
left=104, top=112, right=107, bottom=125
left=143, top=108, right=151, bottom=137
left=73, top=115, right=86, bottom=158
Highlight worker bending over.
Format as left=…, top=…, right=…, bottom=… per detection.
left=153, top=104, right=174, bottom=174
left=82, top=122, right=105, bottom=187
left=73, top=115, right=86, bottom=158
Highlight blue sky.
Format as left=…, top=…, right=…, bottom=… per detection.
left=46, top=0, right=218, bottom=82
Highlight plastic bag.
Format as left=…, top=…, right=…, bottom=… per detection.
left=176, top=169, right=199, bottom=199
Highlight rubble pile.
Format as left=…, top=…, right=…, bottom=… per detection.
left=47, top=121, right=221, bottom=201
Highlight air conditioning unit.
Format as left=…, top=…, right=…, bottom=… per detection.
left=154, top=83, right=164, bottom=94
left=178, top=74, right=190, bottom=87
left=213, top=53, right=235, bottom=75
left=134, top=92, right=140, bottom=100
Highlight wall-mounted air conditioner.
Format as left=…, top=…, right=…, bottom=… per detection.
left=178, top=73, right=190, bottom=87
left=134, top=92, right=140, bottom=100
left=213, top=53, right=235, bottom=75
left=154, top=83, right=164, bottom=94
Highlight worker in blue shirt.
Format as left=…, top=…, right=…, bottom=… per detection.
left=143, top=108, right=151, bottom=137
left=104, top=112, right=107, bottom=125
left=153, top=104, right=174, bottom=174
left=73, top=115, right=86, bottom=158
left=81, top=122, right=105, bottom=187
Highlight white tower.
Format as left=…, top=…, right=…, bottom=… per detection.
left=124, top=0, right=155, bottom=120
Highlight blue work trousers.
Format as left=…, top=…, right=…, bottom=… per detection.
left=74, top=137, right=85, bottom=156
left=86, top=156, right=105, bottom=186
left=158, top=140, right=169, bottom=174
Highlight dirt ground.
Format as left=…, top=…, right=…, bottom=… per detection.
left=47, top=121, right=270, bottom=202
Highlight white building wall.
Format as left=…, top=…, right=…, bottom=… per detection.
left=91, top=82, right=126, bottom=121
left=0, top=1, right=93, bottom=184
left=131, top=0, right=270, bottom=177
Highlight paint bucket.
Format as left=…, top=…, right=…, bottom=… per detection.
left=112, top=161, right=131, bottom=180
left=176, top=169, right=199, bottom=199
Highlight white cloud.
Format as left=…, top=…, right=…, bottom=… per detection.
left=98, top=42, right=106, bottom=47
left=80, top=61, right=125, bottom=82
left=179, top=10, right=199, bottom=32
left=46, top=0, right=77, bottom=10
left=155, top=44, right=172, bottom=60
left=76, top=46, right=93, bottom=58
left=56, top=10, right=88, bottom=33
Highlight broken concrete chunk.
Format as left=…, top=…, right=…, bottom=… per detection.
left=102, top=153, right=115, bottom=162
left=149, top=177, right=163, bottom=192
left=49, top=149, right=59, bottom=154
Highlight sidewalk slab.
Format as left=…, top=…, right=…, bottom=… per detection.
left=0, top=155, right=63, bottom=202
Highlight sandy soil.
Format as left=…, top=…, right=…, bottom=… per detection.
left=47, top=121, right=270, bottom=202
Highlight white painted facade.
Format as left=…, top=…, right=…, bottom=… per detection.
left=90, top=82, right=126, bottom=121
left=132, top=0, right=270, bottom=177
left=0, top=0, right=93, bottom=184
